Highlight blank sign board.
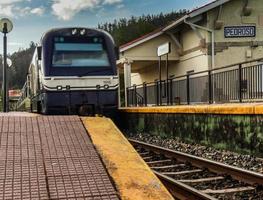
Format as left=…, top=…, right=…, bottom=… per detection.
left=157, top=42, right=171, bottom=57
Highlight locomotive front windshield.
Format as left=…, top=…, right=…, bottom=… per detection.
left=52, top=36, right=110, bottom=68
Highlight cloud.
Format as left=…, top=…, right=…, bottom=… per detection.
left=8, top=42, right=24, bottom=46
left=103, top=0, right=122, bottom=4
left=52, top=0, right=123, bottom=21
left=0, top=0, right=24, bottom=18
left=0, top=0, right=24, bottom=5
left=0, top=0, right=43, bottom=18
left=116, top=4, right=124, bottom=9
left=0, top=5, right=15, bottom=17
left=18, top=6, right=31, bottom=16
left=30, top=7, right=45, bottom=16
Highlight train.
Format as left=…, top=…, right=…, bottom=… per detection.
left=26, top=27, right=119, bottom=115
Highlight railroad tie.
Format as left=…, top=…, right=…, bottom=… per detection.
left=178, top=176, right=225, bottom=183
left=151, top=164, right=185, bottom=170
left=162, top=169, right=202, bottom=176
left=201, top=186, right=255, bottom=194
left=146, top=159, right=172, bottom=165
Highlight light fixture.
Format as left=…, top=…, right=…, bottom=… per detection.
left=72, top=28, right=78, bottom=35
left=96, top=85, right=101, bottom=90
left=104, top=84, right=109, bottom=89
left=80, top=29, right=86, bottom=35
left=57, top=86, right=62, bottom=90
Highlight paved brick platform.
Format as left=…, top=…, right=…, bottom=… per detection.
left=0, top=115, right=119, bottom=200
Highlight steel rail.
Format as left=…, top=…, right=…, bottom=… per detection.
left=129, top=139, right=263, bottom=186
left=154, top=171, right=217, bottom=200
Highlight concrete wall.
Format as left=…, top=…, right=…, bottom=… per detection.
left=171, top=26, right=210, bottom=76
left=132, top=65, right=158, bottom=85
left=131, top=73, right=143, bottom=85
left=124, top=27, right=210, bottom=85
left=120, top=34, right=179, bottom=61
left=131, top=51, right=209, bottom=85
left=207, top=0, right=263, bottom=68
left=119, top=112, right=263, bottom=157
left=172, top=52, right=209, bottom=76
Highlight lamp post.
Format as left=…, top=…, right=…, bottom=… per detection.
left=0, top=18, right=13, bottom=112
left=6, top=58, right=13, bottom=111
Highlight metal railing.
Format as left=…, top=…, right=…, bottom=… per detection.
left=16, top=79, right=30, bottom=110
left=127, top=59, right=263, bottom=107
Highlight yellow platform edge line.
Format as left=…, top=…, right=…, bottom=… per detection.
left=119, top=103, right=263, bottom=115
left=82, top=117, right=174, bottom=200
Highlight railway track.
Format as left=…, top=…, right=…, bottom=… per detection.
left=129, top=139, right=263, bottom=200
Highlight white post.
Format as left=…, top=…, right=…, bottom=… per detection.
left=124, top=60, right=132, bottom=107
left=117, top=68, right=121, bottom=108
left=211, top=31, right=215, bottom=70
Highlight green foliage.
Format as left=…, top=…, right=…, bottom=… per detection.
left=98, top=10, right=188, bottom=46
left=0, top=42, right=36, bottom=90
left=9, top=42, right=36, bottom=89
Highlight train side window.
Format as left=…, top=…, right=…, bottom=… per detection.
left=37, top=46, right=42, bottom=60
left=34, top=50, right=41, bottom=70
left=115, top=46, right=119, bottom=60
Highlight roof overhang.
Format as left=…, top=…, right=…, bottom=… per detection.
left=189, top=0, right=231, bottom=18
left=162, top=15, right=188, bottom=32
left=120, top=31, right=163, bottom=52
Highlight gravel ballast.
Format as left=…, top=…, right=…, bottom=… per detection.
left=129, top=133, right=263, bottom=174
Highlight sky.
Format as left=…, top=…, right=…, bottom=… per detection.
left=0, top=0, right=212, bottom=53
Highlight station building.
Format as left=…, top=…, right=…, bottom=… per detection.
left=117, top=0, right=263, bottom=106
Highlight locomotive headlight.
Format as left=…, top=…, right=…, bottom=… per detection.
left=57, top=86, right=63, bottom=90
left=80, top=29, right=86, bottom=35
left=104, top=84, right=110, bottom=89
left=72, top=28, right=78, bottom=35
left=96, top=85, right=101, bottom=90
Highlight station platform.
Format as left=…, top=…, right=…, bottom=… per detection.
left=82, top=117, right=173, bottom=200
left=0, top=113, right=119, bottom=199
left=0, top=113, right=173, bottom=200
left=119, top=103, right=263, bottom=115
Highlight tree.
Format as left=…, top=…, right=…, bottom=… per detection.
left=0, top=42, right=36, bottom=90
left=98, top=10, right=188, bottom=46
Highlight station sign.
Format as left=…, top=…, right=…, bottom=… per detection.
left=224, top=26, right=256, bottom=38
left=157, top=42, right=171, bottom=57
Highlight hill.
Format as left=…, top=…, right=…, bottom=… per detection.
left=98, top=10, right=188, bottom=46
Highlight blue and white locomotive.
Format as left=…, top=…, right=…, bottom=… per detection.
left=28, top=27, right=119, bottom=115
